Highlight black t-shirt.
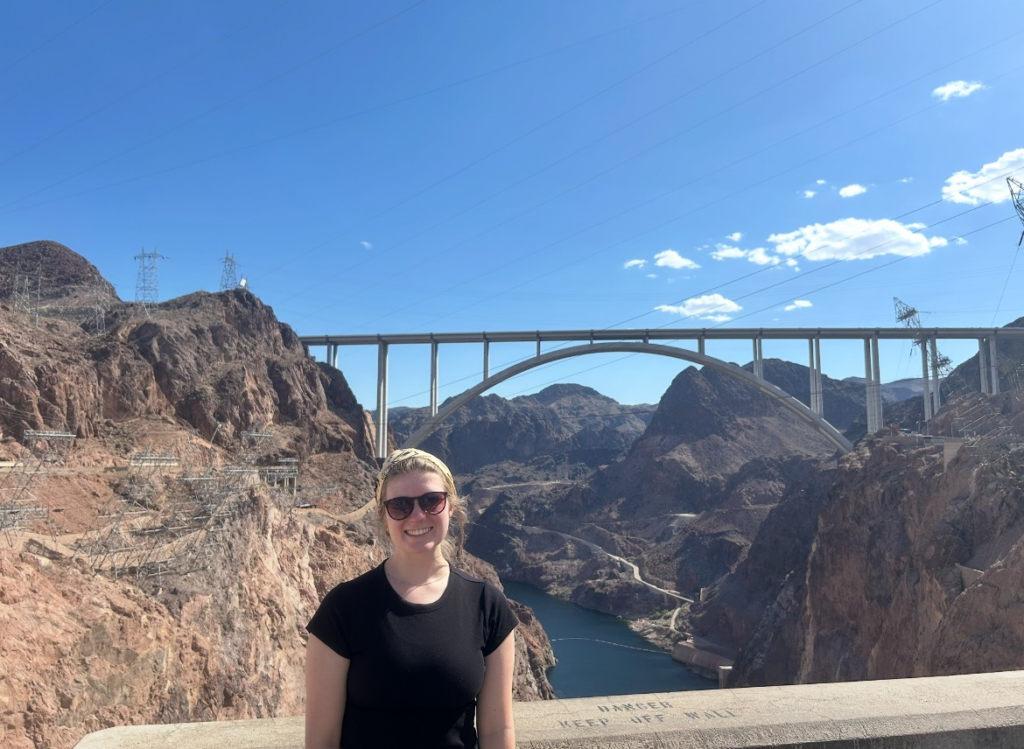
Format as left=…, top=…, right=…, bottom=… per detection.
left=307, top=563, right=518, bottom=749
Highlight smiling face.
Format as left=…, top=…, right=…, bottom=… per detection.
left=382, top=470, right=452, bottom=559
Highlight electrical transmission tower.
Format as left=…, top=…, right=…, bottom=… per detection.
left=1008, top=177, right=1024, bottom=246
left=894, top=297, right=952, bottom=425
left=220, top=250, right=239, bottom=291
left=134, top=248, right=165, bottom=307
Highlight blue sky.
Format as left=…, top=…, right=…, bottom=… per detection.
left=3, top=0, right=1023, bottom=410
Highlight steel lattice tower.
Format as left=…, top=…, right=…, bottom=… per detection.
left=1009, top=177, right=1024, bottom=246
left=134, top=248, right=165, bottom=305
left=220, top=250, right=239, bottom=291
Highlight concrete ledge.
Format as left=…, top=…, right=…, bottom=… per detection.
left=74, top=670, right=1024, bottom=749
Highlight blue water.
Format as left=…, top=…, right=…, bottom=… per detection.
left=502, top=580, right=713, bottom=698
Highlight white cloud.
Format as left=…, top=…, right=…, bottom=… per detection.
left=784, top=299, right=813, bottom=312
left=942, top=148, right=1024, bottom=204
left=839, top=184, right=867, bottom=198
left=768, top=217, right=945, bottom=261
left=932, top=80, right=985, bottom=101
left=646, top=273, right=658, bottom=278
left=804, top=190, right=816, bottom=199
left=816, top=179, right=827, bottom=185
left=955, top=237, right=968, bottom=246
left=623, top=259, right=647, bottom=270
left=360, top=240, right=373, bottom=249
left=654, top=249, right=700, bottom=270
left=710, top=244, right=746, bottom=261
left=900, top=177, right=913, bottom=184
left=747, top=247, right=780, bottom=266
left=726, top=232, right=743, bottom=242
left=656, top=293, right=741, bottom=321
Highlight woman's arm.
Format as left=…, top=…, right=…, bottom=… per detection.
left=305, top=633, right=349, bottom=749
left=476, top=630, right=516, bottom=749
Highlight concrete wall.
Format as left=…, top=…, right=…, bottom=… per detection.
left=74, top=670, right=1024, bottom=749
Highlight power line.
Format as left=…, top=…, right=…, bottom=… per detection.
left=396, top=85, right=1022, bottom=334
left=324, top=17, right=1022, bottom=332
left=384, top=198, right=1018, bottom=407
left=269, top=0, right=873, bottom=308
left=289, top=3, right=988, bottom=329
left=0, top=0, right=717, bottom=218
left=0, top=0, right=432, bottom=213
left=217, top=0, right=773, bottom=296
left=0, top=0, right=301, bottom=167
left=0, top=0, right=119, bottom=78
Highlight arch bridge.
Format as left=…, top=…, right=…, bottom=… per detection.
left=298, top=327, right=1023, bottom=458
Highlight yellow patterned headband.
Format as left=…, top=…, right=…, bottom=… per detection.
left=375, top=448, right=455, bottom=505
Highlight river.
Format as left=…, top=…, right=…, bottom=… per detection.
left=502, top=580, right=713, bottom=698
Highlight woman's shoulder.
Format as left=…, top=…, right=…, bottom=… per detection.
left=321, top=562, right=387, bottom=604
left=449, top=567, right=509, bottom=602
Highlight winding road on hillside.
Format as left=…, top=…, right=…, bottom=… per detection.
left=520, top=524, right=692, bottom=603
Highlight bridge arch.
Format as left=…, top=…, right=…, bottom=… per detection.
left=401, top=341, right=853, bottom=453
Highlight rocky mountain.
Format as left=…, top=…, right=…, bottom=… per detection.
left=389, top=383, right=653, bottom=474
left=462, top=363, right=842, bottom=623
left=0, top=241, right=555, bottom=749
left=0, top=240, right=117, bottom=304
left=692, top=317, right=1024, bottom=686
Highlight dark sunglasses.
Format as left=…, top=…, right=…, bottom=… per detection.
left=383, top=491, right=448, bottom=521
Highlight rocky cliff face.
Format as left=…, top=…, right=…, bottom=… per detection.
left=693, top=320, right=1024, bottom=687
left=1, top=495, right=554, bottom=749
left=0, top=274, right=374, bottom=464
left=0, top=242, right=555, bottom=749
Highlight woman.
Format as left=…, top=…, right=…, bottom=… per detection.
left=305, top=448, right=517, bottom=749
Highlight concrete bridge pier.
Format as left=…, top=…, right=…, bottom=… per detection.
left=980, top=338, right=992, bottom=394
left=930, top=337, right=943, bottom=412
left=375, top=341, right=389, bottom=459
left=430, top=339, right=439, bottom=417
left=808, top=338, right=823, bottom=416
left=864, top=336, right=883, bottom=434
left=981, top=336, right=1002, bottom=395
left=921, top=344, right=934, bottom=423
left=752, top=337, right=764, bottom=379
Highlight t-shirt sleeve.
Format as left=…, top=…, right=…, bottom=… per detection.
left=307, top=586, right=352, bottom=659
left=482, top=582, right=519, bottom=657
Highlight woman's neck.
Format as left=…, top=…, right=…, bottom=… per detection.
left=385, top=552, right=449, bottom=586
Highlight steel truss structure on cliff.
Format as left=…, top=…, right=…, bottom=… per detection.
left=301, top=326, right=1024, bottom=458
left=0, top=431, right=75, bottom=546
left=74, top=430, right=303, bottom=579
left=73, top=441, right=249, bottom=579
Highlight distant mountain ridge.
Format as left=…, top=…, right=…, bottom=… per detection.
left=388, top=383, right=653, bottom=474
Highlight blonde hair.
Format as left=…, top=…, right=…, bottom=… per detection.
left=374, top=448, right=466, bottom=562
